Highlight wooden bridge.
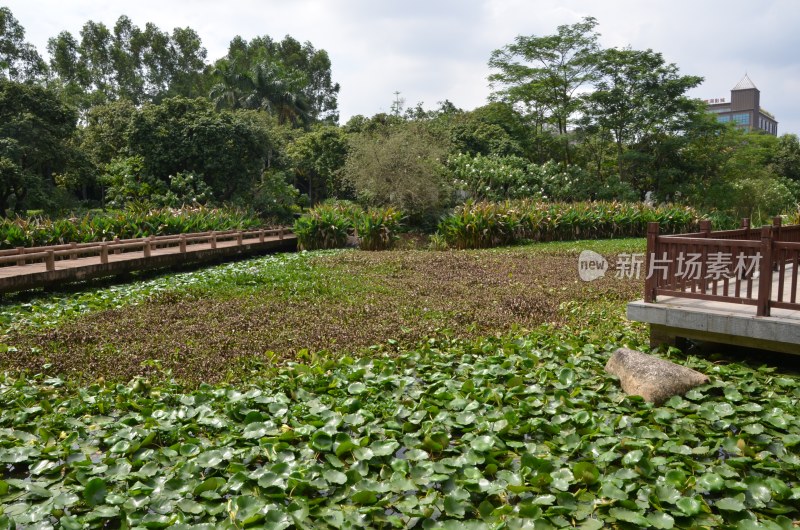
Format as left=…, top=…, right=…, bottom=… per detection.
left=627, top=217, right=800, bottom=354
left=0, top=228, right=296, bottom=294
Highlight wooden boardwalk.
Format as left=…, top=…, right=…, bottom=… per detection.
left=0, top=229, right=296, bottom=294
left=629, top=268, right=800, bottom=355
left=628, top=219, right=800, bottom=355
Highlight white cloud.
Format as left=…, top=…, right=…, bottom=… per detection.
left=5, top=0, right=800, bottom=133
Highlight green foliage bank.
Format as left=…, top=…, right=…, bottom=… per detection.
left=0, top=207, right=261, bottom=249
left=437, top=201, right=697, bottom=249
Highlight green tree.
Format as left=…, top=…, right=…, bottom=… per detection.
left=342, top=121, right=451, bottom=225
left=583, top=48, right=703, bottom=182
left=246, top=62, right=310, bottom=126
left=126, top=97, right=271, bottom=200
left=80, top=99, right=137, bottom=167
left=0, top=79, right=77, bottom=215
left=488, top=17, right=600, bottom=164
left=772, top=133, right=800, bottom=181
left=0, top=7, right=46, bottom=82
left=448, top=103, right=529, bottom=158
left=167, top=27, right=208, bottom=99
left=679, top=123, right=798, bottom=221
left=287, top=125, right=349, bottom=203
left=209, top=34, right=338, bottom=125
left=48, top=16, right=208, bottom=111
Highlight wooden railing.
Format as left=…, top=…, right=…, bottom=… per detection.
left=0, top=228, right=291, bottom=272
left=645, top=217, right=800, bottom=316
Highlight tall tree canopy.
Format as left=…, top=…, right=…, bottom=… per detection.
left=0, top=7, right=46, bottom=82
left=0, top=79, right=77, bottom=215
left=47, top=16, right=208, bottom=112
left=489, top=17, right=600, bottom=163
left=126, top=97, right=271, bottom=200
left=583, top=48, right=703, bottom=180
left=209, top=35, right=339, bottom=125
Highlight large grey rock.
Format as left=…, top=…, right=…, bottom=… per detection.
left=605, top=348, right=709, bottom=405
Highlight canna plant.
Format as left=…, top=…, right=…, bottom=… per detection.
left=0, top=207, right=264, bottom=249
left=293, top=204, right=353, bottom=250
left=438, top=200, right=699, bottom=249
left=354, top=207, right=403, bottom=251
left=293, top=203, right=405, bottom=251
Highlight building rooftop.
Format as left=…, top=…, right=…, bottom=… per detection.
left=733, top=74, right=758, bottom=91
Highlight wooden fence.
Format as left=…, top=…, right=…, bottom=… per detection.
left=645, top=217, right=800, bottom=317
left=0, top=228, right=289, bottom=272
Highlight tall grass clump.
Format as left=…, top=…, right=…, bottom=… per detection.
left=293, top=204, right=353, bottom=250
left=0, top=206, right=263, bottom=249
left=355, top=207, right=403, bottom=250
left=294, top=203, right=404, bottom=251
left=438, top=200, right=698, bottom=249
left=437, top=201, right=520, bottom=249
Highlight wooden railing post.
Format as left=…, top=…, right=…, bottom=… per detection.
left=773, top=216, right=782, bottom=241
left=113, top=237, right=121, bottom=255
left=757, top=225, right=774, bottom=317
left=210, top=232, right=217, bottom=249
left=645, top=222, right=660, bottom=303
left=46, top=250, right=55, bottom=272
left=259, top=229, right=265, bottom=243
left=741, top=218, right=750, bottom=239
left=237, top=231, right=243, bottom=245
left=279, top=227, right=284, bottom=240
left=144, top=238, right=151, bottom=258
left=69, top=242, right=78, bottom=260
left=100, top=243, right=109, bottom=265
left=180, top=235, right=187, bottom=253
left=699, top=219, right=712, bottom=238
left=16, top=247, right=25, bottom=266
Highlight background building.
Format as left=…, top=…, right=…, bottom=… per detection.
left=704, top=75, right=778, bottom=135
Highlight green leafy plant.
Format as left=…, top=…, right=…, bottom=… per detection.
left=448, top=152, right=540, bottom=201
left=438, top=200, right=698, bottom=249
left=0, top=332, right=798, bottom=528
left=293, top=203, right=353, bottom=250
left=0, top=206, right=264, bottom=248
left=354, top=207, right=402, bottom=250
left=293, top=202, right=405, bottom=251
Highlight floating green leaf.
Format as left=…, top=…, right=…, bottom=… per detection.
left=83, top=478, right=107, bottom=507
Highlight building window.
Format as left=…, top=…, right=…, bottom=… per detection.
left=718, top=115, right=731, bottom=123
left=732, top=113, right=750, bottom=125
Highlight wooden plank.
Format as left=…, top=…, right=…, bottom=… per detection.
left=0, top=229, right=296, bottom=294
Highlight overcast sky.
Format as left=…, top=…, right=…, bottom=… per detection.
left=5, top=0, right=800, bottom=134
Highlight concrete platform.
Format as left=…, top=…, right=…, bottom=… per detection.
left=627, top=297, right=800, bottom=355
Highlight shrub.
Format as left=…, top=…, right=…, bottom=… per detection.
left=248, top=170, right=301, bottom=223
left=293, top=203, right=404, bottom=251
left=449, top=155, right=640, bottom=204
left=437, top=200, right=698, bottom=249
left=427, top=233, right=449, bottom=251
left=355, top=207, right=403, bottom=250
left=437, top=200, right=521, bottom=249
left=341, top=122, right=452, bottom=226
left=161, top=172, right=214, bottom=208
left=293, top=204, right=352, bottom=250
left=0, top=206, right=263, bottom=249
left=707, top=174, right=799, bottom=227
left=100, top=156, right=167, bottom=209
left=448, top=152, right=539, bottom=201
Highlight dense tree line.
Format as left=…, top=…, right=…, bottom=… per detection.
left=1, top=8, right=799, bottom=226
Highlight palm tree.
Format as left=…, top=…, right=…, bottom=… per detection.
left=208, top=59, right=251, bottom=110
left=245, top=62, right=310, bottom=127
